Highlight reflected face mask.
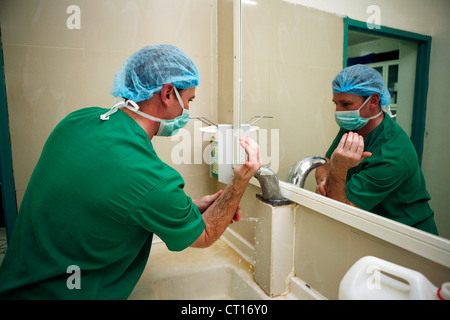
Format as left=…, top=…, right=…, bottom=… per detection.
left=334, top=95, right=381, bottom=131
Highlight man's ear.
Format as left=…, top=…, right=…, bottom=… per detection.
left=370, top=93, right=381, bottom=109
left=160, top=83, right=175, bottom=107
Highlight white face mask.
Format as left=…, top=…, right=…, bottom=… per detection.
left=334, top=95, right=382, bottom=131
left=100, top=87, right=189, bottom=136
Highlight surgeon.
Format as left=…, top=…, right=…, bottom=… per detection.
left=315, top=64, right=438, bottom=235
left=0, top=44, right=262, bottom=299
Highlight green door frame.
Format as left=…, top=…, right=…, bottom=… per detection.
left=0, top=32, right=18, bottom=244
left=343, top=18, right=432, bottom=165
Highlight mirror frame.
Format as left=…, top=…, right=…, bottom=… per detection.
left=233, top=0, right=244, bottom=165
left=344, top=18, right=432, bottom=165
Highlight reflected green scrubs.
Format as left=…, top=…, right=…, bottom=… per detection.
left=326, top=113, right=438, bottom=235
left=0, top=107, right=205, bottom=299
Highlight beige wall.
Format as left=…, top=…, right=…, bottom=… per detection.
left=0, top=0, right=218, bottom=206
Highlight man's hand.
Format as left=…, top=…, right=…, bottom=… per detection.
left=324, top=132, right=371, bottom=206
left=194, top=190, right=241, bottom=224
left=194, top=190, right=223, bottom=213
left=331, top=132, right=372, bottom=175
left=233, top=136, right=263, bottom=185
left=315, top=157, right=330, bottom=196
left=316, top=179, right=327, bottom=196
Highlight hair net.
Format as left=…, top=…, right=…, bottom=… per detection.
left=332, top=64, right=391, bottom=107
left=111, top=44, right=200, bottom=102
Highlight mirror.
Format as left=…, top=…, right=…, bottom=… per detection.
left=239, top=0, right=342, bottom=191
left=238, top=0, right=444, bottom=238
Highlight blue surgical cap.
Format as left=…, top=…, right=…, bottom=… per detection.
left=111, top=44, right=200, bottom=102
left=332, top=64, right=391, bottom=107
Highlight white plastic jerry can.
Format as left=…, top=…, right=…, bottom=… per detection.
left=339, top=256, right=450, bottom=300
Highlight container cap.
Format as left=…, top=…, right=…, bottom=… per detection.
left=438, top=282, right=450, bottom=300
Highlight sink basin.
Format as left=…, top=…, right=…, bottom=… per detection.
left=152, top=265, right=267, bottom=300
left=128, top=238, right=324, bottom=300
left=129, top=239, right=269, bottom=300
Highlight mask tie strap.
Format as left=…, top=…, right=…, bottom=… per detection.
left=382, top=105, right=396, bottom=118
left=365, top=110, right=383, bottom=120
left=100, top=97, right=127, bottom=120
left=173, top=87, right=185, bottom=109
left=125, top=100, right=162, bottom=123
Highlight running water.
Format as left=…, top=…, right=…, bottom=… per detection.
left=239, top=217, right=259, bottom=222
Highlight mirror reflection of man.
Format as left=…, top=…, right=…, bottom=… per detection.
left=316, top=64, right=438, bottom=235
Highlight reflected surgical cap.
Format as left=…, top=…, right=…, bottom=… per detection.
left=332, top=64, right=391, bottom=107
left=111, top=44, right=200, bottom=102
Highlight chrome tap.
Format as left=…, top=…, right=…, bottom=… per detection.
left=286, top=156, right=327, bottom=188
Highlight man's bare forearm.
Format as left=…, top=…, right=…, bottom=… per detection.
left=325, top=165, right=356, bottom=207
left=191, top=136, right=262, bottom=248
left=191, top=178, right=248, bottom=248
left=206, top=180, right=246, bottom=233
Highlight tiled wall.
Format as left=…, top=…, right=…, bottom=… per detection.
left=0, top=0, right=218, bottom=206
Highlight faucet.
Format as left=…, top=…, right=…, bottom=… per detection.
left=286, top=156, right=327, bottom=188
left=254, top=166, right=284, bottom=200
left=254, top=166, right=292, bottom=206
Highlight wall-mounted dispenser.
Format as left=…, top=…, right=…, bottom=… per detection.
left=191, top=115, right=272, bottom=184
left=199, top=123, right=235, bottom=184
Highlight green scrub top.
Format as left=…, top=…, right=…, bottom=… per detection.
left=0, top=107, right=205, bottom=299
left=326, top=113, right=438, bottom=235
